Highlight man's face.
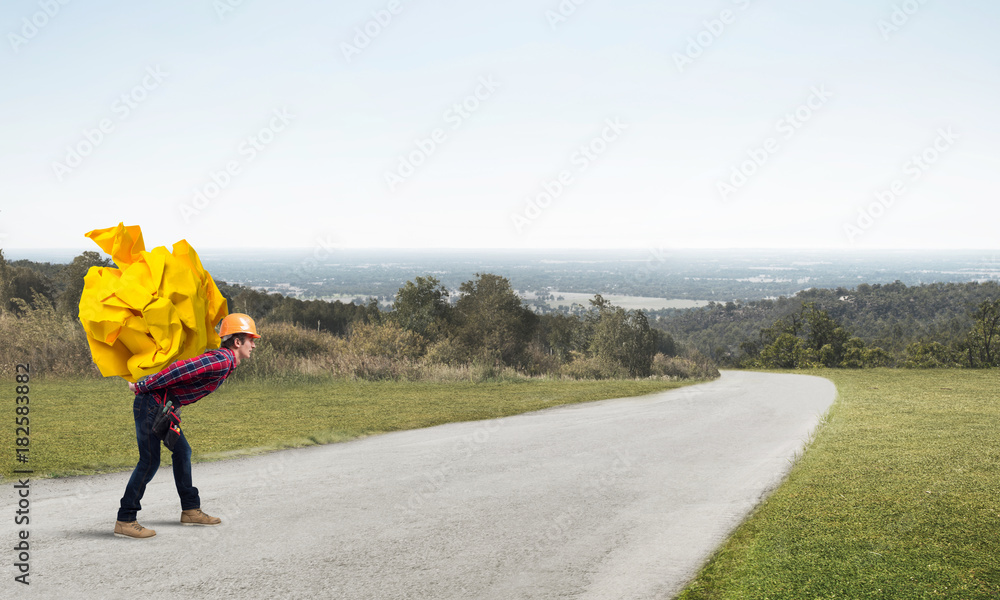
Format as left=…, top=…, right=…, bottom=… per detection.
left=234, top=336, right=256, bottom=364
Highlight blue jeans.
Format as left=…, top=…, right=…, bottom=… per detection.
left=117, top=392, right=200, bottom=522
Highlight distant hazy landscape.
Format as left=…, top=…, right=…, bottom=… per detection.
left=9, top=248, right=998, bottom=311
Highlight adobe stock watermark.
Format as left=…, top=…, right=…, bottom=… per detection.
left=545, top=0, right=590, bottom=31
left=395, top=419, right=502, bottom=516
left=289, top=234, right=339, bottom=279
left=717, top=84, right=834, bottom=201
left=673, top=0, right=754, bottom=73
left=844, top=126, right=957, bottom=242
left=187, top=452, right=292, bottom=553
left=59, top=476, right=103, bottom=510
left=51, top=65, right=168, bottom=182
left=526, top=445, right=634, bottom=553
left=383, top=75, right=499, bottom=192
left=877, top=0, right=930, bottom=41
left=7, top=0, right=71, bottom=54
left=985, top=253, right=1000, bottom=281
left=633, top=246, right=671, bottom=285
left=179, top=107, right=294, bottom=223
left=511, top=117, right=627, bottom=234
left=213, top=0, right=251, bottom=20
left=340, top=0, right=405, bottom=63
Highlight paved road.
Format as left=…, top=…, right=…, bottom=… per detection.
left=6, top=371, right=835, bottom=599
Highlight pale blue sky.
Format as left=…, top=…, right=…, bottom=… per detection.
left=2, top=0, right=998, bottom=251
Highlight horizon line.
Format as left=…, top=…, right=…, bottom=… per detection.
left=5, top=246, right=1000, bottom=253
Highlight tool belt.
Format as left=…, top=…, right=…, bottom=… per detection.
left=151, top=394, right=182, bottom=450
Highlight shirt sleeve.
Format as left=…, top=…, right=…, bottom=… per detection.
left=135, top=352, right=229, bottom=393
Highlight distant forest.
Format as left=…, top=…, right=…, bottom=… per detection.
left=655, top=281, right=1000, bottom=368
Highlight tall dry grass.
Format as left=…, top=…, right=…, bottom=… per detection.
left=1, top=310, right=718, bottom=383
left=0, top=296, right=98, bottom=378
left=222, top=321, right=526, bottom=383
left=558, top=351, right=720, bottom=381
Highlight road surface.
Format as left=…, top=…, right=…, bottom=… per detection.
left=6, top=370, right=835, bottom=599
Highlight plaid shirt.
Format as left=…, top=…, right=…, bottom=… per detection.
left=134, top=348, right=236, bottom=406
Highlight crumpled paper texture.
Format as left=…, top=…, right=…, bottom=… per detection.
left=78, top=223, right=229, bottom=382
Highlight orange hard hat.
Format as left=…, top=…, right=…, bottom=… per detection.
left=218, top=313, right=261, bottom=339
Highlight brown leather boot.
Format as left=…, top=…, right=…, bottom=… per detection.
left=114, top=520, right=156, bottom=539
left=180, top=508, right=222, bottom=526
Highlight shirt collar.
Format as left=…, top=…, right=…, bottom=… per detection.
left=219, top=346, right=237, bottom=369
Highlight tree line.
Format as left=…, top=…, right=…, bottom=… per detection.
left=0, top=251, right=712, bottom=380
left=7, top=249, right=995, bottom=375
left=223, top=273, right=693, bottom=378
left=653, top=281, right=1000, bottom=368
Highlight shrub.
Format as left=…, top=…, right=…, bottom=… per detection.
left=651, top=352, right=721, bottom=380
left=588, top=306, right=656, bottom=377
left=469, top=359, right=526, bottom=383
left=334, top=354, right=422, bottom=381
left=523, top=342, right=562, bottom=377
left=347, top=321, right=425, bottom=359
left=424, top=337, right=468, bottom=365
left=258, top=320, right=343, bottom=357
left=757, top=333, right=816, bottom=368
left=840, top=338, right=892, bottom=368
left=901, top=340, right=961, bottom=368
left=561, top=356, right=626, bottom=380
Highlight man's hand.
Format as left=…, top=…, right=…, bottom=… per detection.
left=128, top=381, right=137, bottom=394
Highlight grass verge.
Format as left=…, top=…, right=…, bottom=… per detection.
left=677, top=368, right=1000, bottom=599
left=1, top=375, right=695, bottom=480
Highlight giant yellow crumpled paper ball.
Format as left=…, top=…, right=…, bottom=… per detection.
left=78, top=223, right=229, bottom=382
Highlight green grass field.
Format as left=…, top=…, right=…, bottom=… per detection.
left=1, top=375, right=690, bottom=480
left=8, top=369, right=998, bottom=597
left=678, top=369, right=1000, bottom=599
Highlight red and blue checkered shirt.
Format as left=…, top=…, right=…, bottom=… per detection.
left=134, top=348, right=236, bottom=406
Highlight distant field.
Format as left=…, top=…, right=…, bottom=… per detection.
left=10, top=248, right=999, bottom=304
left=530, top=291, right=710, bottom=311
left=269, top=290, right=709, bottom=311
left=0, top=375, right=693, bottom=480
left=274, top=290, right=709, bottom=311
left=678, top=369, right=1000, bottom=599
